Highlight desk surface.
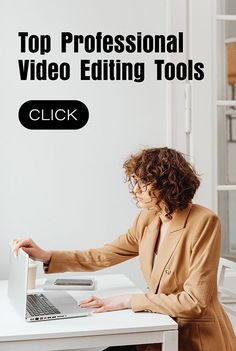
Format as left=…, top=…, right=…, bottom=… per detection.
left=0, top=274, right=177, bottom=343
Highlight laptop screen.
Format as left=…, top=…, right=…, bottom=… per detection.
left=8, top=248, right=28, bottom=319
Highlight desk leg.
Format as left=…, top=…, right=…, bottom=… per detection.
left=162, top=330, right=178, bottom=351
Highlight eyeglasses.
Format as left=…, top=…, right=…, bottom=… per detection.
left=129, top=177, right=150, bottom=192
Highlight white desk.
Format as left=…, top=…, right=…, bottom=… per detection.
left=0, top=274, right=178, bottom=351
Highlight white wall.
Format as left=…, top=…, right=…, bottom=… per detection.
left=188, top=0, right=217, bottom=211
left=166, top=0, right=218, bottom=211
left=0, top=0, right=168, bottom=287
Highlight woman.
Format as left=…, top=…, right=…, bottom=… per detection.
left=12, top=147, right=236, bottom=351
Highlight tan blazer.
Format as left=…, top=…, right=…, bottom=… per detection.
left=46, top=204, right=236, bottom=351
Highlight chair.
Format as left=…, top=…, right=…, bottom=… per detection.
left=218, top=257, right=236, bottom=316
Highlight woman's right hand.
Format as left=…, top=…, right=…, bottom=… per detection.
left=10, top=238, right=52, bottom=263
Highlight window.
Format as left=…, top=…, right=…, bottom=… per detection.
left=217, top=0, right=236, bottom=260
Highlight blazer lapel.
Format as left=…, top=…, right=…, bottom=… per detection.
left=139, top=214, right=161, bottom=283
left=149, top=204, right=192, bottom=292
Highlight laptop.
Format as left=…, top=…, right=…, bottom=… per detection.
left=8, top=248, right=91, bottom=322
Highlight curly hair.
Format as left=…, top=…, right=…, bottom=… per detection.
left=123, top=147, right=200, bottom=218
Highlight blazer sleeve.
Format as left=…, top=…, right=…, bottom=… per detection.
left=131, top=214, right=221, bottom=318
left=45, top=212, right=141, bottom=274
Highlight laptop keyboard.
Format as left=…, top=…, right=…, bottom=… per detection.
left=27, top=294, right=61, bottom=316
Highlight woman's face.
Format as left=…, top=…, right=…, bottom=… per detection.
left=132, top=178, right=158, bottom=209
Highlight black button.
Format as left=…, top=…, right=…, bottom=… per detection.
left=19, top=100, right=89, bottom=130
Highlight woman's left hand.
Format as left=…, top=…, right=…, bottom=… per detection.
left=79, top=294, right=132, bottom=313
